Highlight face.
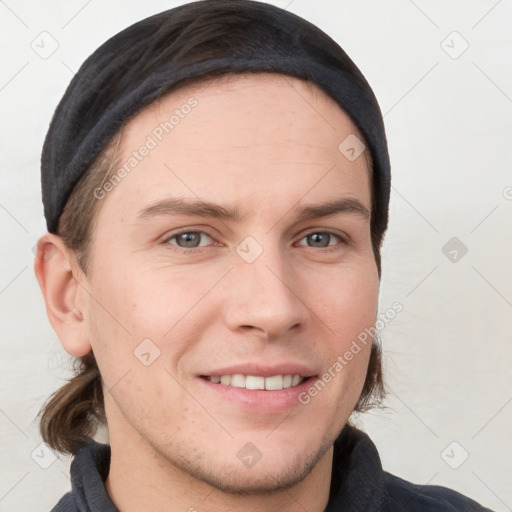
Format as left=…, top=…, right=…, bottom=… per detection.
left=81, top=73, right=379, bottom=492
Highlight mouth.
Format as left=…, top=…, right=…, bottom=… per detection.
left=200, top=374, right=308, bottom=390
left=198, top=363, right=318, bottom=412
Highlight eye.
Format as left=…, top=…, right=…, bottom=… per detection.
left=297, top=231, right=344, bottom=249
left=165, top=231, right=214, bottom=249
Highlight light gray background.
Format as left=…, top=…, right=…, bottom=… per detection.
left=1, top=0, right=511, bottom=510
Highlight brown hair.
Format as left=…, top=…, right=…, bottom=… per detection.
left=38, top=140, right=119, bottom=454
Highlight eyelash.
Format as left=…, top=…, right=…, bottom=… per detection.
left=163, top=229, right=347, bottom=253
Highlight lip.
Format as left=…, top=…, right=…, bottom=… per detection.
left=200, top=362, right=317, bottom=378
left=197, top=363, right=319, bottom=414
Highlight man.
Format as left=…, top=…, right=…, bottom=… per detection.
left=34, top=1, right=494, bottom=510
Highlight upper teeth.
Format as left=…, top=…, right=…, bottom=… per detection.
left=206, top=374, right=304, bottom=390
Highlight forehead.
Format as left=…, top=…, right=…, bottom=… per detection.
left=99, top=72, right=371, bottom=221
left=124, top=71, right=363, bottom=146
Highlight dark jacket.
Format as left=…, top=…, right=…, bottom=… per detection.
left=51, top=426, right=493, bottom=511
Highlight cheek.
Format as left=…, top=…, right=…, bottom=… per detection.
left=314, top=262, right=379, bottom=340
left=308, top=262, right=379, bottom=397
left=296, top=266, right=378, bottom=431
left=85, top=261, right=219, bottom=369
left=312, top=287, right=377, bottom=406
left=123, top=269, right=222, bottom=339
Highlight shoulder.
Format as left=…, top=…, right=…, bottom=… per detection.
left=50, top=492, right=77, bottom=512
left=328, top=425, right=495, bottom=511
left=382, top=471, right=494, bottom=511
left=50, top=439, right=115, bottom=512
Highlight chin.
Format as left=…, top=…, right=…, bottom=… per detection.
left=155, top=429, right=335, bottom=495
left=190, top=448, right=328, bottom=495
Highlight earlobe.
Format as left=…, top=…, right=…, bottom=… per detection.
left=34, top=234, right=92, bottom=357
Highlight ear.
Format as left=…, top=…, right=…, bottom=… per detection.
left=34, top=233, right=92, bottom=357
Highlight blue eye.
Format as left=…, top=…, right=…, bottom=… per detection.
left=166, top=231, right=213, bottom=249
left=298, top=232, right=343, bottom=248
left=164, top=230, right=344, bottom=252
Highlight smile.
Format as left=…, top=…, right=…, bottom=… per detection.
left=203, top=374, right=305, bottom=390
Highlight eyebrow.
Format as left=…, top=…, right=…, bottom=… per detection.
left=136, top=196, right=370, bottom=223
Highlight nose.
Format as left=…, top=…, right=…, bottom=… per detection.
left=222, top=241, right=309, bottom=340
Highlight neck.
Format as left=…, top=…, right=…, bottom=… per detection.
left=105, top=425, right=333, bottom=512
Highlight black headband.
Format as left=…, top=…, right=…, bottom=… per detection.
left=41, top=0, right=390, bottom=236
